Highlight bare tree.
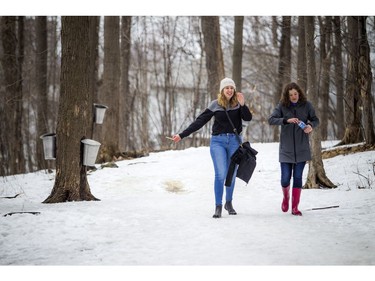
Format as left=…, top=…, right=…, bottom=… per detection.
left=358, top=16, right=375, bottom=145
left=272, top=16, right=291, bottom=142
left=232, top=16, right=244, bottom=91
left=189, top=17, right=207, bottom=147
left=338, top=16, right=364, bottom=145
left=120, top=16, right=132, bottom=151
left=0, top=16, right=25, bottom=175
left=297, top=16, right=307, bottom=91
left=158, top=17, right=178, bottom=147
left=318, top=16, right=332, bottom=140
left=132, top=17, right=150, bottom=153
left=201, top=16, right=225, bottom=99
left=89, top=16, right=100, bottom=140
left=35, top=16, right=49, bottom=170
left=333, top=16, right=345, bottom=139
left=44, top=16, right=99, bottom=203
left=98, top=16, right=121, bottom=162
left=304, top=16, right=336, bottom=189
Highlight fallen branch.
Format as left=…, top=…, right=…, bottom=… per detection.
left=0, top=193, right=21, bottom=199
left=305, top=205, right=339, bottom=211
left=3, top=211, right=41, bottom=217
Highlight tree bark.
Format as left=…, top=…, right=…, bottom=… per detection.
left=338, top=16, right=364, bottom=145
left=304, top=16, right=336, bottom=189
left=318, top=16, right=332, bottom=140
left=89, top=16, right=100, bottom=141
left=44, top=16, right=99, bottom=203
left=232, top=16, right=244, bottom=91
left=97, top=16, right=121, bottom=162
left=120, top=16, right=132, bottom=151
left=35, top=16, right=49, bottom=170
left=297, top=16, right=307, bottom=91
left=358, top=16, right=375, bottom=145
left=273, top=16, right=291, bottom=142
left=201, top=16, right=225, bottom=100
left=0, top=16, right=25, bottom=175
left=333, top=16, right=345, bottom=140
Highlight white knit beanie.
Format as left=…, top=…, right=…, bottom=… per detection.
left=220, top=77, right=236, bottom=92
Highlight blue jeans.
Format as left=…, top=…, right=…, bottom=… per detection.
left=210, top=134, right=241, bottom=206
left=280, top=162, right=306, bottom=188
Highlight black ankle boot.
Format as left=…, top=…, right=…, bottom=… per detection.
left=224, top=201, right=237, bottom=215
left=213, top=205, right=222, bottom=218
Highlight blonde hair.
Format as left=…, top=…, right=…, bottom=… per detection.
left=217, top=89, right=238, bottom=109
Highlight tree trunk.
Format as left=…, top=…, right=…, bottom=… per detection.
left=271, top=16, right=278, bottom=48
left=318, top=16, right=332, bottom=140
left=273, top=16, right=291, bottom=142
left=35, top=16, right=49, bottom=170
left=48, top=16, right=60, bottom=130
left=333, top=16, right=345, bottom=140
left=190, top=17, right=206, bottom=147
left=16, top=16, right=25, bottom=173
left=158, top=17, right=178, bottom=148
left=358, top=16, right=375, bottom=145
left=132, top=17, right=150, bottom=153
left=97, top=16, right=121, bottom=162
left=304, top=16, right=336, bottom=189
left=338, top=17, right=364, bottom=145
left=120, top=16, right=132, bottom=152
left=89, top=16, right=100, bottom=141
left=297, top=16, right=307, bottom=91
left=44, top=16, right=99, bottom=203
left=0, top=16, right=25, bottom=175
left=232, top=16, right=244, bottom=91
left=201, top=16, right=225, bottom=100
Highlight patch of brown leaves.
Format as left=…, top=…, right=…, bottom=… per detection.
left=322, top=143, right=375, bottom=159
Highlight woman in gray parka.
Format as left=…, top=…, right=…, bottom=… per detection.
left=268, top=82, right=319, bottom=216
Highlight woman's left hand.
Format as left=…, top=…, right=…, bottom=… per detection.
left=304, top=125, right=313, bottom=134
left=237, top=92, right=245, bottom=106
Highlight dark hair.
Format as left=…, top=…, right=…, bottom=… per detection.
left=280, top=82, right=307, bottom=107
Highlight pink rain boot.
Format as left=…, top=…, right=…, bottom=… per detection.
left=281, top=186, right=290, bottom=212
left=291, top=188, right=302, bottom=216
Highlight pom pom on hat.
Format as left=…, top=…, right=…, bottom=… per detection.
left=220, top=77, right=236, bottom=92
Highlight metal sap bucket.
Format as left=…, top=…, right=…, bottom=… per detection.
left=81, top=139, right=101, bottom=166
left=93, top=104, right=108, bottom=124
left=40, top=133, right=56, bottom=160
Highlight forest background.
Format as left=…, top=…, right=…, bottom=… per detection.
left=1, top=1, right=375, bottom=203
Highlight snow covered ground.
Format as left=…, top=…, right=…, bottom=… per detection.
left=1, top=141, right=374, bottom=279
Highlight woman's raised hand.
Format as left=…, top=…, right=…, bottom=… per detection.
left=237, top=92, right=245, bottom=106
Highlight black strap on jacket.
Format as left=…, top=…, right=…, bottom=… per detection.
left=224, top=109, right=242, bottom=146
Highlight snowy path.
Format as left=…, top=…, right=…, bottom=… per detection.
left=1, top=143, right=375, bottom=266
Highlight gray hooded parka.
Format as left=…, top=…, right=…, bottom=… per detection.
left=268, top=101, right=319, bottom=163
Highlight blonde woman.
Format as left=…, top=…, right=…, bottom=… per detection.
left=172, top=78, right=252, bottom=218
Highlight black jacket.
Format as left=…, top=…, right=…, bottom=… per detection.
left=225, top=141, right=258, bottom=186
left=179, top=100, right=252, bottom=139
